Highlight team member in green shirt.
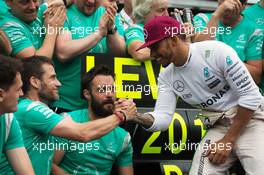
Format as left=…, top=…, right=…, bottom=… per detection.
left=193, top=0, right=263, bottom=86
left=52, top=66, right=133, bottom=175
left=0, top=0, right=66, bottom=59
left=0, top=56, right=136, bottom=175
left=125, top=0, right=169, bottom=62
left=243, top=0, right=264, bottom=31
left=52, top=0, right=126, bottom=112
left=243, top=0, right=264, bottom=94
left=0, top=0, right=9, bottom=16
left=0, top=55, right=34, bottom=175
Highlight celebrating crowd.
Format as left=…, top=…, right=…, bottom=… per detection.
left=0, top=0, right=263, bottom=174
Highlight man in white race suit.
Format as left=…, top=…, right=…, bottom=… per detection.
left=130, top=16, right=264, bottom=175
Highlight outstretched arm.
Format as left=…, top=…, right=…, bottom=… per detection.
left=7, top=147, right=35, bottom=175
left=50, top=99, right=137, bottom=142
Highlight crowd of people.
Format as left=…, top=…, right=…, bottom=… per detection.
left=0, top=0, right=263, bottom=174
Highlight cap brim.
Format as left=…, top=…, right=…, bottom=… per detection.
left=136, top=37, right=167, bottom=51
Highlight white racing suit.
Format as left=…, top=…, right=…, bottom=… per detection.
left=189, top=104, right=264, bottom=175
left=144, top=41, right=264, bottom=174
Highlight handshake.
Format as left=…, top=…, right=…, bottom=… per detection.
left=114, top=98, right=137, bottom=123
left=113, top=98, right=154, bottom=128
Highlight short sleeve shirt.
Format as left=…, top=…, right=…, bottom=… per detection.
left=125, top=23, right=145, bottom=48
left=10, top=98, right=64, bottom=175
left=193, top=13, right=263, bottom=61
left=56, top=109, right=133, bottom=175
left=0, top=4, right=47, bottom=56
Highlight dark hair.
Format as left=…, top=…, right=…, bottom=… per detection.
left=82, top=65, right=115, bottom=92
left=21, top=56, right=53, bottom=94
left=0, top=55, right=23, bottom=91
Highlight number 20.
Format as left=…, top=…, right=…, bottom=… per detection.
left=141, top=113, right=205, bottom=154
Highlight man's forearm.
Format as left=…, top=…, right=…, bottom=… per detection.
left=56, top=31, right=104, bottom=61
left=36, top=32, right=57, bottom=59
left=7, top=147, right=35, bottom=175
left=78, top=114, right=121, bottom=142
left=118, top=166, right=134, bottom=175
left=51, top=164, right=69, bottom=175
left=244, top=62, right=262, bottom=85
left=128, top=42, right=151, bottom=62
left=51, top=111, right=129, bottom=142
left=0, top=30, right=12, bottom=55
left=107, top=33, right=126, bottom=55
left=133, top=113, right=154, bottom=129
left=223, top=106, right=254, bottom=144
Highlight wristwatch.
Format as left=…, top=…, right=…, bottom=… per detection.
left=108, top=25, right=117, bottom=35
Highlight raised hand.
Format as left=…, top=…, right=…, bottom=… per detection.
left=214, top=0, right=243, bottom=19
left=98, top=12, right=110, bottom=37
left=47, top=0, right=64, bottom=7
left=105, top=3, right=118, bottom=30
left=44, top=6, right=66, bottom=31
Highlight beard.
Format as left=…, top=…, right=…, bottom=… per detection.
left=38, top=82, right=57, bottom=104
left=90, top=94, right=114, bottom=118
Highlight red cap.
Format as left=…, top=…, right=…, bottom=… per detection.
left=136, top=16, right=182, bottom=51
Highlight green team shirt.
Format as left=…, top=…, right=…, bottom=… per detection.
left=194, top=13, right=263, bottom=62
left=243, top=2, right=264, bottom=93
left=0, top=113, right=24, bottom=160
left=0, top=4, right=47, bottom=56
left=125, top=23, right=144, bottom=48
left=0, top=0, right=9, bottom=16
left=51, top=5, right=123, bottom=111
left=0, top=98, right=64, bottom=175
left=0, top=113, right=25, bottom=174
left=243, top=2, right=264, bottom=31
left=56, top=109, right=133, bottom=175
